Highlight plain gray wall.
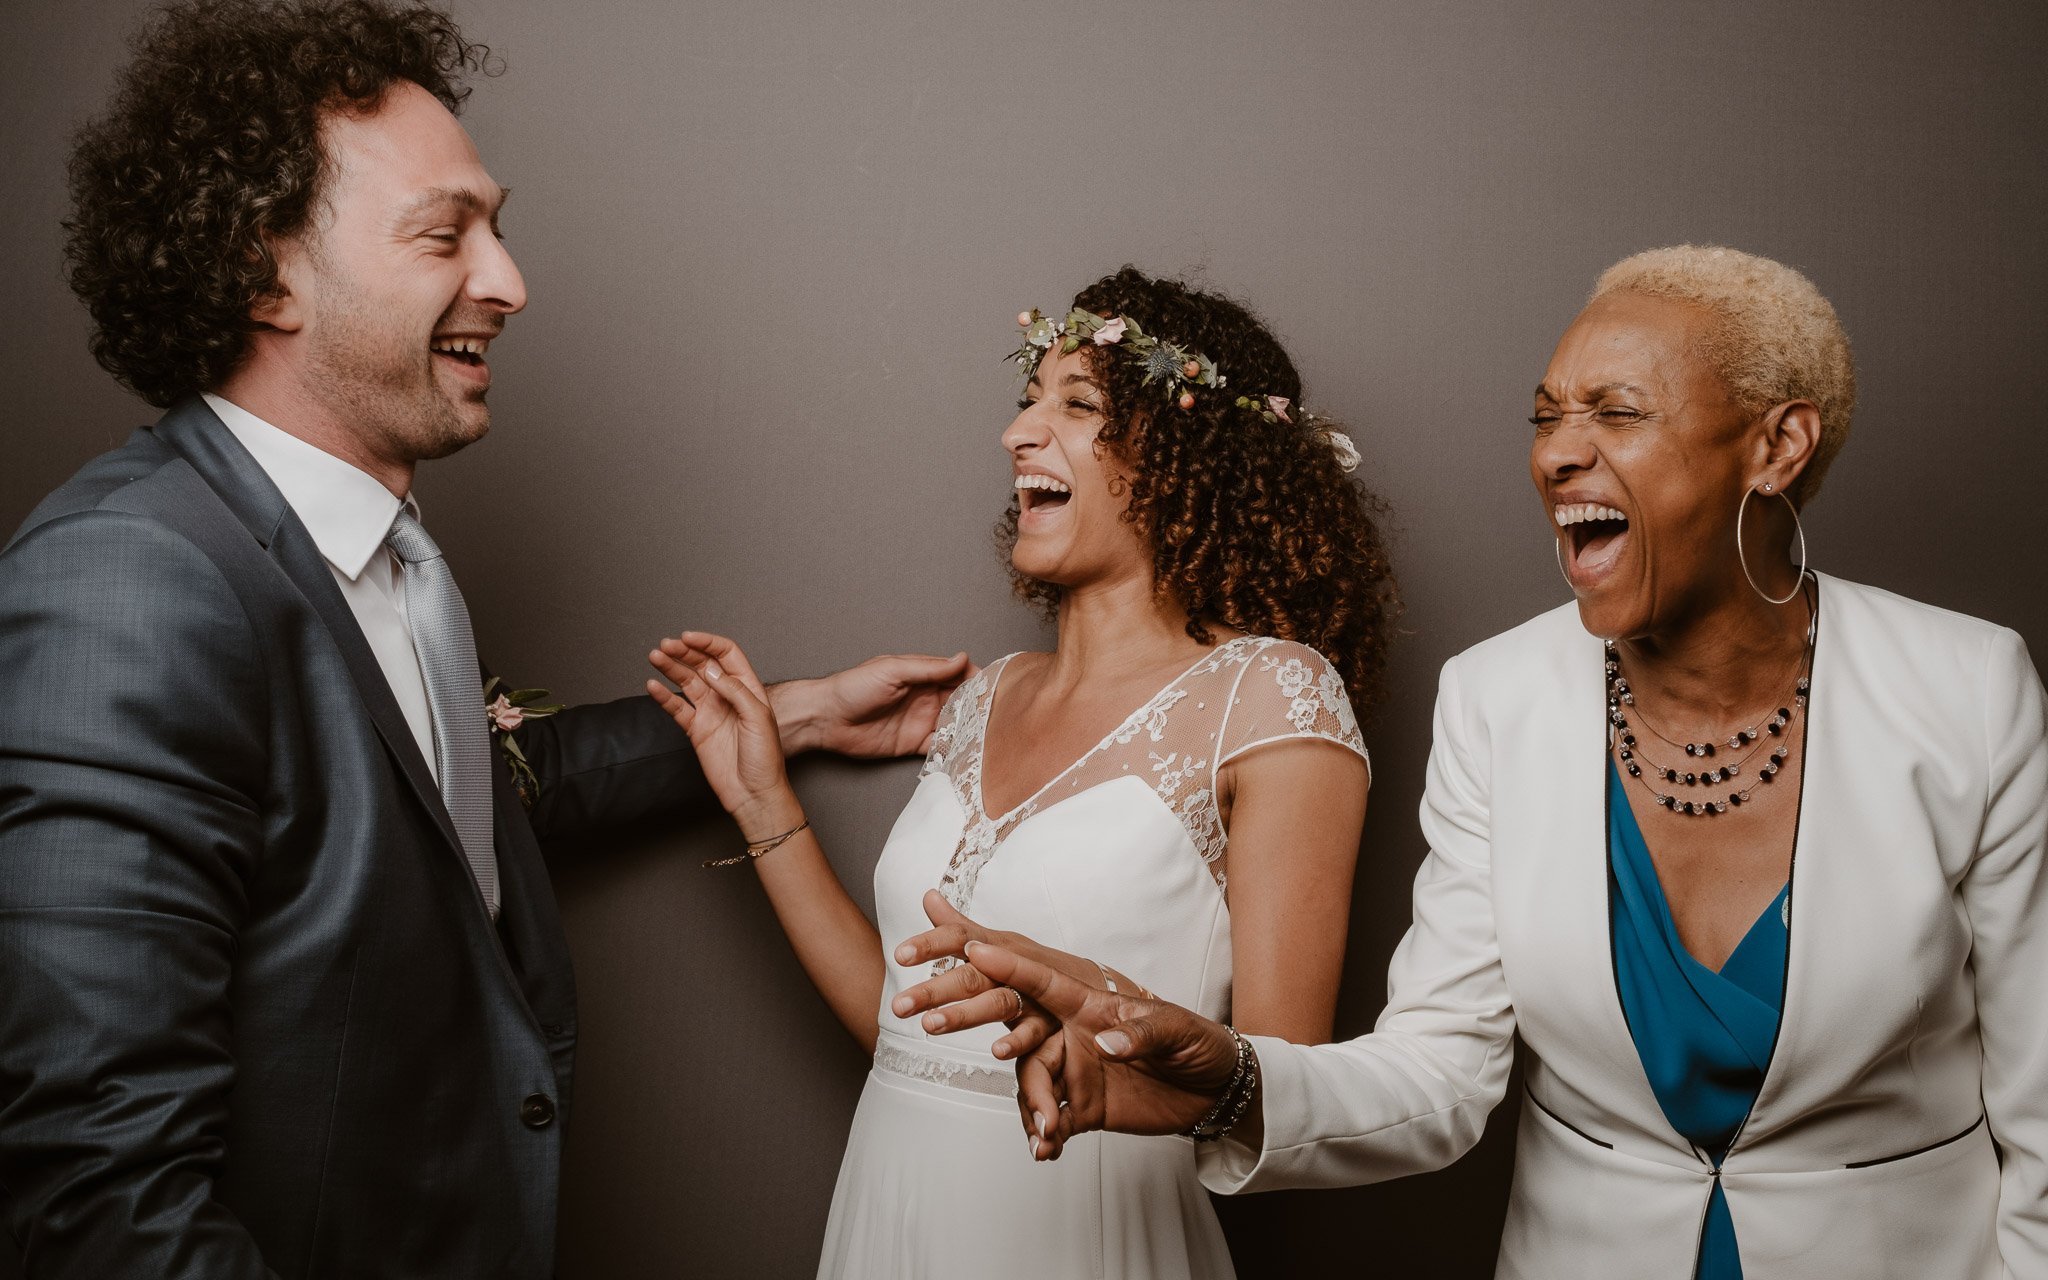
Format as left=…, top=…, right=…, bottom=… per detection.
left=4, top=1, right=2044, bottom=1276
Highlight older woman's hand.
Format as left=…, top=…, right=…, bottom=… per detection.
left=953, top=942, right=1246, bottom=1161
left=891, top=890, right=1129, bottom=1048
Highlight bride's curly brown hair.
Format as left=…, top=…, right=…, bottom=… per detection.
left=998, top=266, right=1400, bottom=720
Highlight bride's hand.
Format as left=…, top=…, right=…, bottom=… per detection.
left=646, top=632, right=801, bottom=839
left=890, top=890, right=1132, bottom=1053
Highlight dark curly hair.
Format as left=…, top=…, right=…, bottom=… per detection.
left=999, top=266, right=1401, bottom=720
left=63, top=0, right=493, bottom=406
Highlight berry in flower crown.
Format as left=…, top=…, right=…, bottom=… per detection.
left=1006, top=307, right=1361, bottom=472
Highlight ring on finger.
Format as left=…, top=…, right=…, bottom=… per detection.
left=1001, top=986, right=1025, bottom=1021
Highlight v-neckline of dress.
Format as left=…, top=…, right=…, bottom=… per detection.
left=973, top=637, right=1253, bottom=827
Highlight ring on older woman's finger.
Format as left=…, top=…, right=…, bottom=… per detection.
left=1001, top=986, right=1025, bottom=1021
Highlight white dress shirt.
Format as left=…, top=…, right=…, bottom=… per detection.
left=204, top=394, right=439, bottom=779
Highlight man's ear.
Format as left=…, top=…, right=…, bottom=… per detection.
left=1753, top=399, right=1821, bottom=497
left=251, top=232, right=308, bottom=333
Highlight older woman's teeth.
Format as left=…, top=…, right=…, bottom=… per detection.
left=1015, top=475, right=1072, bottom=495
left=1554, top=503, right=1628, bottom=527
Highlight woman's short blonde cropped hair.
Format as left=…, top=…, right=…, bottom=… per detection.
left=1591, top=245, right=1857, bottom=505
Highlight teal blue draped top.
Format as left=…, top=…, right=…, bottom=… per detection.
left=1608, top=760, right=1788, bottom=1280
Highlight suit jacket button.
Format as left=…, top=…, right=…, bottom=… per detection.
left=521, top=1093, right=556, bottom=1129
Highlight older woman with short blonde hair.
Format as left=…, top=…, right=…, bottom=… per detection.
left=904, top=245, right=2048, bottom=1278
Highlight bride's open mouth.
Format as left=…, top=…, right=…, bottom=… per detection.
left=1555, top=501, right=1630, bottom=582
left=1016, top=473, right=1072, bottom=520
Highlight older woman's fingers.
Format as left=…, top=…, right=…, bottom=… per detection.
left=1017, top=1036, right=1067, bottom=1161
left=965, top=942, right=1102, bottom=1026
left=891, top=958, right=993, bottom=1018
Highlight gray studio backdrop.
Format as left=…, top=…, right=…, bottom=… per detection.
left=3, top=1, right=2044, bottom=1276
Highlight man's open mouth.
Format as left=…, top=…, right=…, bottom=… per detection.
left=430, top=335, right=491, bottom=368
left=1555, top=501, right=1630, bottom=577
left=1016, top=473, right=1072, bottom=515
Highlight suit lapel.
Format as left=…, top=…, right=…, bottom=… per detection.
left=153, top=398, right=465, bottom=858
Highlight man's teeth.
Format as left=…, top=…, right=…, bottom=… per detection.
left=1014, top=475, right=1072, bottom=495
left=430, top=336, right=491, bottom=356
left=1553, top=503, right=1628, bottom=527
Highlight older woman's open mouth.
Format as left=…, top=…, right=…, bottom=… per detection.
left=1555, top=501, right=1630, bottom=581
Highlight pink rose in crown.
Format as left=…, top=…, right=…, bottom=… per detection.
left=1267, top=396, right=1293, bottom=423
left=487, top=694, right=524, bottom=732
left=1093, top=317, right=1127, bottom=345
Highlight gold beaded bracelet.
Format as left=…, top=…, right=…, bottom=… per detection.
left=702, top=819, right=810, bottom=869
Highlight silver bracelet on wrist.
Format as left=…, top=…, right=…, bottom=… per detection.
left=1185, top=1026, right=1259, bottom=1144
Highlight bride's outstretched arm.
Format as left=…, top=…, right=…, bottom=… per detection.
left=647, top=632, right=885, bottom=1052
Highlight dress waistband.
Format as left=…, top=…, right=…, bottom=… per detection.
left=873, top=1040, right=1017, bottom=1099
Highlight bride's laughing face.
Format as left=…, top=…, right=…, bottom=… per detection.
left=1002, top=344, right=1153, bottom=590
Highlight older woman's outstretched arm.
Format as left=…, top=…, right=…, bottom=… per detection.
left=1963, top=628, right=2048, bottom=1267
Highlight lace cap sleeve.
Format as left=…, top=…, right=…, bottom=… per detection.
left=1215, top=640, right=1368, bottom=770
left=919, top=658, right=1003, bottom=780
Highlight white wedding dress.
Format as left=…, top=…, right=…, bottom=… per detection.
left=817, top=635, right=1368, bottom=1280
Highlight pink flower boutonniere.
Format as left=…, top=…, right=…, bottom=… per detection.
left=483, top=676, right=566, bottom=807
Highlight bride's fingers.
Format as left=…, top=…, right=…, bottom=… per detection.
left=991, top=1009, right=1055, bottom=1061
left=919, top=888, right=988, bottom=936
left=917, top=983, right=1026, bottom=1036
left=643, top=674, right=696, bottom=729
left=675, top=631, right=770, bottom=699
left=890, top=962, right=990, bottom=1018
left=894, top=922, right=974, bottom=967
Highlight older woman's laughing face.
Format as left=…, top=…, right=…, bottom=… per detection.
left=1529, top=292, right=1785, bottom=641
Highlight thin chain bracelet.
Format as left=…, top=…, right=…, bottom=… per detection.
left=702, top=819, right=810, bottom=868
left=1186, top=1026, right=1260, bottom=1143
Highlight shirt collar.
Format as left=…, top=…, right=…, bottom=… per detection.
left=203, top=393, right=413, bottom=580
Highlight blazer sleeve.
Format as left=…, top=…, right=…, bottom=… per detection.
left=514, top=694, right=714, bottom=845
left=1199, top=652, right=1518, bottom=1193
left=0, top=513, right=277, bottom=1279
left=1963, top=627, right=2048, bottom=1269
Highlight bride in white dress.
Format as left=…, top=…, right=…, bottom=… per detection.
left=647, top=267, right=1397, bottom=1278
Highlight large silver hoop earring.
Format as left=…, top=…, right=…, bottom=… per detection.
left=1554, top=535, right=1575, bottom=592
left=1736, top=485, right=1808, bottom=605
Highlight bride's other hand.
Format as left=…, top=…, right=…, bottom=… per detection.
left=646, top=633, right=802, bottom=839
left=891, top=889, right=1134, bottom=1055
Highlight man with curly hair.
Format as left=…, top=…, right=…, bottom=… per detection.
left=0, top=2, right=969, bottom=1275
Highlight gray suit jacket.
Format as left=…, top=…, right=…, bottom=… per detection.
left=0, top=398, right=712, bottom=1278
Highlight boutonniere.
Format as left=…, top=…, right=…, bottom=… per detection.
left=483, top=676, right=566, bottom=807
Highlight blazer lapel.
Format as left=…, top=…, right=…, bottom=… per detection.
left=152, top=398, right=465, bottom=858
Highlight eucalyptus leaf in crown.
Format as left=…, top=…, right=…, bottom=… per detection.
left=1004, top=306, right=1363, bottom=473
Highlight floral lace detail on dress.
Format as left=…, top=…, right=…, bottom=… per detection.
left=923, top=638, right=1367, bottom=975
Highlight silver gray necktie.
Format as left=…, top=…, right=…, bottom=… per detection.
left=385, top=510, right=499, bottom=917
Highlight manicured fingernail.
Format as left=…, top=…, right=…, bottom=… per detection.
left=923, top=1013, right=944, bottom=1032
left=1095, top=1031, right=1132, bottom=1056
left=704, top=661, right=722, bottom=679
left=964, top=940, right=981, bottom=958
left=892, top=995, right=912, bottom=1015
left=993, top=1040, right=1012, bottom=1059
left=1028, top=1136, right=1040, bottom=1159
left=1034, top=1111, right=1046, bottom=1137
left=894, top=944, right=915, bottom=964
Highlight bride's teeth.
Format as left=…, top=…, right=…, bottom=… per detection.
left=1014, top=475, right=1071, bottom=494
left=1552, top=503, right=1628, bottom=527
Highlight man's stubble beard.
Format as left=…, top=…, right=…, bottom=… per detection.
left=301, top=257, right=491, bottom=466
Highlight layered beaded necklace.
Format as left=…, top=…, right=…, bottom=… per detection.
left=1606, top=614, right=1814, bottom=818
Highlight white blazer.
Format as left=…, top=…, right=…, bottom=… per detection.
left=1202, top=574, right=2048, bottom=1279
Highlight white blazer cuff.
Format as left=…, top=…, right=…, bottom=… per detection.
left=1196, top=1034, right=1303, bottom=1194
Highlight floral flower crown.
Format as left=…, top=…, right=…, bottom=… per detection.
left=1006, top=307, right=1360, bottom=472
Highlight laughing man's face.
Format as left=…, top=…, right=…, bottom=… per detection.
left=284, top=80, right=526, bottom=466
